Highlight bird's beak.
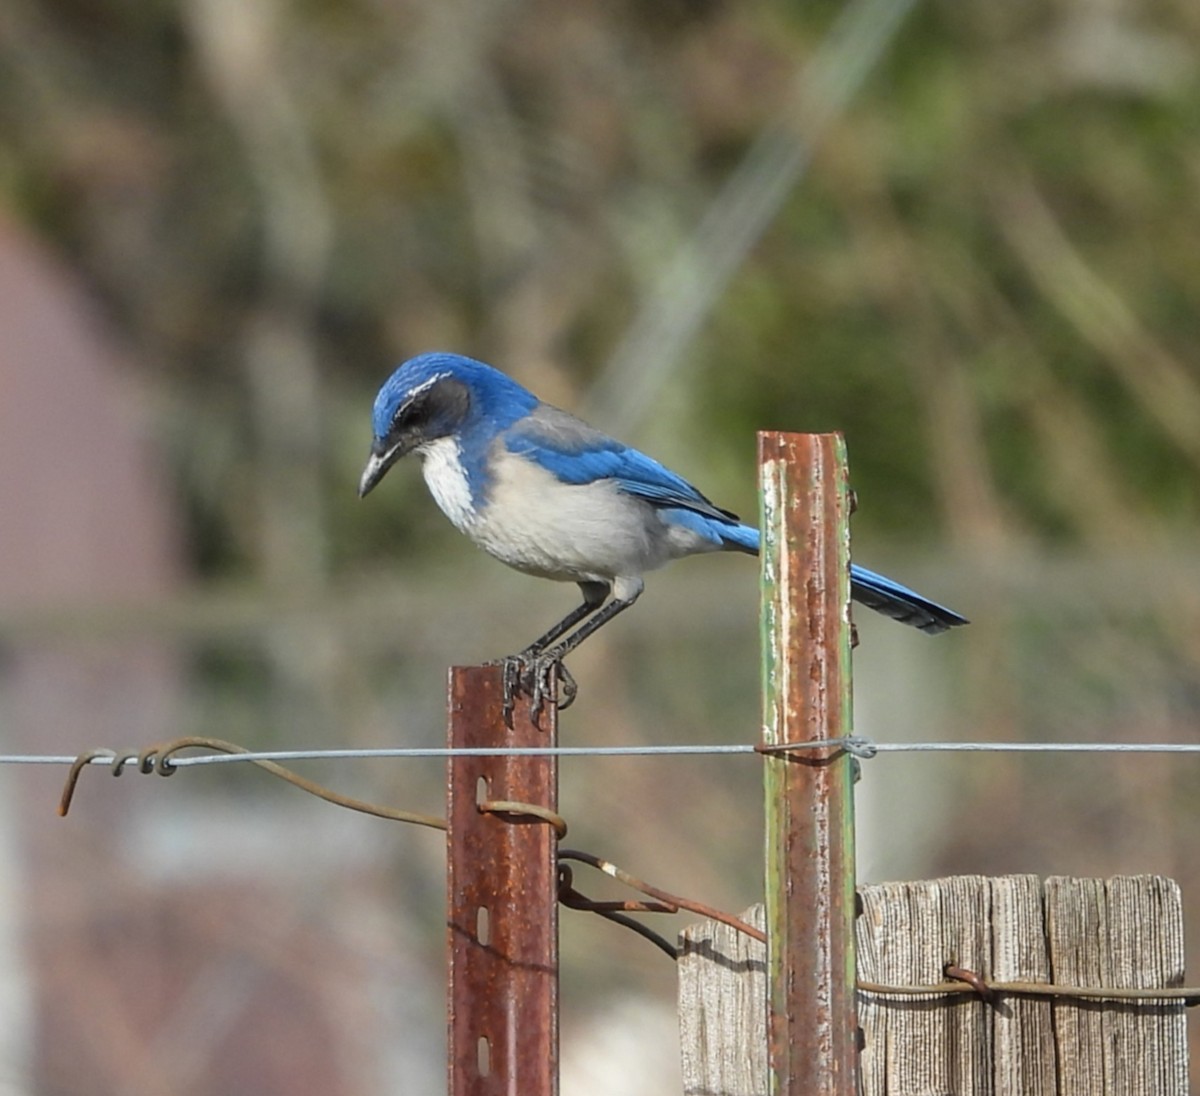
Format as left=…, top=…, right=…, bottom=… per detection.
left=358, top=439, right=407, bottom=498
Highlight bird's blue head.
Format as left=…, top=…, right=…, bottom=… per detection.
left=358, top=352, right=538, bottom=498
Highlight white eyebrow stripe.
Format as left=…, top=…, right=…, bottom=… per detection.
left=388, top=371, right=454, bottom=431
left=401, top=372, right=452, bottom=407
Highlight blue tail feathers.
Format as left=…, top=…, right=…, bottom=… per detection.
left=848, top=564, right=967, bottom=635
left=717, top=521, right=761, bottom=554
left=722, top=522, right=966, bottom=635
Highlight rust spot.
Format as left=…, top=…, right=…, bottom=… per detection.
left=447, top=665, right=558, bottom=1094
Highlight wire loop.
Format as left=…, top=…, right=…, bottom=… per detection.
left=557, top=864, right=678, bottom=958
left=757, top=734, right=877, bottom=759
left=559, top=849, right=767, bottom=946
left=58, top=750, right=116, bottom=817
left=943, top=963, right=996, bottom=1004
left=58, top=736, right=447, bottom=830
left=477, top=799, right=568, bottom=839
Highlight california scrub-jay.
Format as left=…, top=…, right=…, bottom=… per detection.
left=359, top=352, right=966, bottom=705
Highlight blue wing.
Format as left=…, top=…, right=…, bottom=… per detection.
left=505, top=406, right=739, bottom=524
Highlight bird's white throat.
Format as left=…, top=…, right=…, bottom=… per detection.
left=418, top=437, right=476, bottom=532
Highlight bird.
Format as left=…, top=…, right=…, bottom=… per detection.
left=359, top=352, right=967, bottom=708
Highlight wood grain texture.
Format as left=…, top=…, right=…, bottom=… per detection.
left=857, top=876, right=994, bottom=1096
left=678, top=906, right=767, bottom=1096
left=1046, top=875, right=1187, bottom=1096
left=681, top=878, right=1187, bottom=1095
left=858, top=875, right=1187, bottom=1096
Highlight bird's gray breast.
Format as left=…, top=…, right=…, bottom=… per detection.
left=469, top=449, right=680, bottom=582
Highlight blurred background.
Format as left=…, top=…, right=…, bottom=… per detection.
left=1, top=0, right=1198, bottom=1091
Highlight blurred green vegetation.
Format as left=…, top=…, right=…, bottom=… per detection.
left=4, top=0, right=1197, bottom=578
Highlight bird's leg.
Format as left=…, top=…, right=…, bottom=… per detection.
left=503, top=596, right=629, bottom=715
left=544, top=592, right=638, bottom=661
left=512, top=581, right=643, bottom=714
left=500, top=582, right=608, bottom=720
left=517, top=581, right=610, bottom=657
left=526, top=580, right=642, bottom=710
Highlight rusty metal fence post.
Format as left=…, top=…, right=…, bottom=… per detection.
left=447, top=665, right=559, bottom=1096
left=759, top=432, right=858, bottom=1096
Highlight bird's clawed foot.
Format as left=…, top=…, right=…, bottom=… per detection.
left=499, top=651, right=577, bottom=723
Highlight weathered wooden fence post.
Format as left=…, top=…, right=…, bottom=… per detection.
left=857, top=875, right=1188, bottom=1094
left=447, top=666, right=559, bottom=1096
left=758, top=431, right=858, bottom=1096
left=679, top=907, right=768, bottom=1095
left=679, top=876, right=1189, bottom=1094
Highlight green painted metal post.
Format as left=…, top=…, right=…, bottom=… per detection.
left=759, top=432, right=858, bottom=1096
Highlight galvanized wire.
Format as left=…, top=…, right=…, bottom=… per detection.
left=14, top=736, right=1200, bottom=768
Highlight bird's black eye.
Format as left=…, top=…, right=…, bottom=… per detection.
left=388, top=377, right=470, bottom=442
left=388, top=394, right=426, bottom=436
